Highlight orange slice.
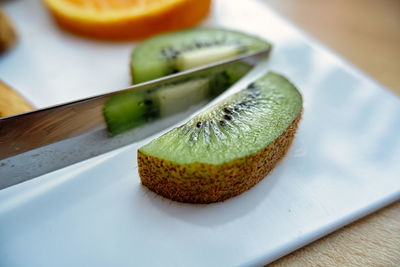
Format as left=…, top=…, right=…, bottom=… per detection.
left=42, top=0, right=212, bottom=39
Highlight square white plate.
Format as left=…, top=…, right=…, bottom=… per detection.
left=1, top=0, right=399, bottom=266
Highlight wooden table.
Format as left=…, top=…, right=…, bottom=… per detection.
left=266, top=0, right=400, bottom=265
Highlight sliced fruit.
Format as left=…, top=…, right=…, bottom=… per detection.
left=104, top=62, right=252, bottom=135
left=130, top=27, right=271, bottom=83
left=42, top=0, right=211, bottom=39
left=138, top=72, right=303, bottom=203
left=0, top=80, right=34, bottom=117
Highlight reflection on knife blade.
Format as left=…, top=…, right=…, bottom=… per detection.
left=0, top=48, right=270, bottom=189
left=104, top=62, right=251, bottom=136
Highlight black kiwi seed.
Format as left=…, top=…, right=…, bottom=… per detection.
left=171, top=52, right=179, bottom=59
left=161, top=47, right=181, bottom=60
left=224, top=114, right=232, bottom=120
left=144, top=100, right=153, bottom=106
left=219, top=120, right=226, bottom=126
left=223, top=107, right=233, bottom=114
left=249, top=93, right=260, bottom=100
left=248, top=82, right=256, bottom=89
left=196, top=122, right=201, bottom=128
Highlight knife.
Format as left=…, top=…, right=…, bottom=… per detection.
left=0, top=48, right=270, bottom=189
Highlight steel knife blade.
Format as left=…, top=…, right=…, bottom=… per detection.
left=0, top=48, right=270, bottom=189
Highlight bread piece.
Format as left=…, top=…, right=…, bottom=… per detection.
left=0, top=80, right=34, bottom=117
left=0, top=7, right=17, bottom=53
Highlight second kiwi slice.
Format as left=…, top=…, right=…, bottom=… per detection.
left=130, top=27, right=271, bottom=83
left=105, top=27, right=270, bottom=135
left=138, top=72, right=303, bottom=203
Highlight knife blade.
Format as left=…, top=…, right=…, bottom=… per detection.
left=0, top=48, right=270, bottom=189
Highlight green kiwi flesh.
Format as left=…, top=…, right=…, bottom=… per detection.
left=138, top=72, right=303, bottom=203
left=131, top=27, right=271, bottom=83
left=104, top=62, right=252, bottom=135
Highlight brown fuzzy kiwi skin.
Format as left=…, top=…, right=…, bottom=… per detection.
left=138, top=110, right=302, bottom=204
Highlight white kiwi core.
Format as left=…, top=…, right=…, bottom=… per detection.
left=176, top=45, right=240, bottom=71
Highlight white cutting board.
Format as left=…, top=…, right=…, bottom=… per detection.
left=1, top=0, right=399, bottom=266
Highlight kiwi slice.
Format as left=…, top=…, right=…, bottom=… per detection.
left=138, top=72, right=303, bottom=204
left=130, top=27, right=271, bottom=83
left=104, top=62, right=252, bottom=135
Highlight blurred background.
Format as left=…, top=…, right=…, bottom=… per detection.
left=267, top=0, right=400, bottom=94
left=266, top=1, right=400, bottom=265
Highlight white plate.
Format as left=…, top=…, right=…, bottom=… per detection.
left=1, top=0, right=400, bottom=266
